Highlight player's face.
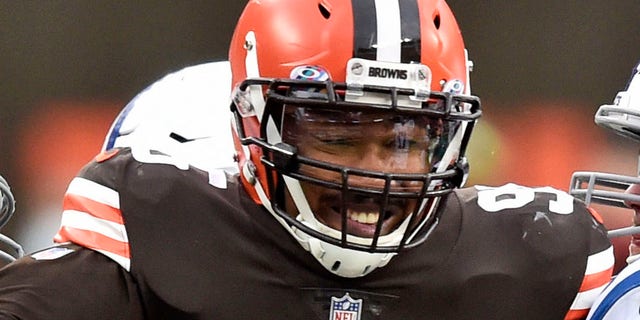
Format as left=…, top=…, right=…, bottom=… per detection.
left=282, top=106, right=443, bottom=238
left=625, top=184, right=640, bottom=256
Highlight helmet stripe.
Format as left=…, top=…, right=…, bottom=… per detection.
left=352, top=0, right=421, bottom=63
left=398, top=0, right=421, bottom=63
left=373, top=0, right=402, bottom=62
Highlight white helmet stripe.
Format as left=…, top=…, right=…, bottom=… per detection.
left=374, top=0, right=402, bottom=62
left=352, top=0, right=421, bottom=63
left=244, top=31, right=266, bottom=119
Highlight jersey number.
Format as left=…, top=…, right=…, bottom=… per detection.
left=476, top=184, right=574, bottom=214
left=131, top=147, right=190, bottom=170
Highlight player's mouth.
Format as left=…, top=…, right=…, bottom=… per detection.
left=347, top=208, right=381, bottom=224
left=319, top=197, right=410, bottom=238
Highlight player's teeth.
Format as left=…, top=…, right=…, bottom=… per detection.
left=347, top=210, right=379, bottom=224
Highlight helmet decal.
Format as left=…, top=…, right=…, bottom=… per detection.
left=442, top=79, right=465, bottom=95
left=289, top=65, right=330, bottom=81
left=103, top=100, right=137, bottom=151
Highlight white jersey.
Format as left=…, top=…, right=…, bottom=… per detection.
left=587, top=259, right=640, bottom=319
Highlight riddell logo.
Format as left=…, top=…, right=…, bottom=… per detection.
left=368, top=67, right=408, bottom=79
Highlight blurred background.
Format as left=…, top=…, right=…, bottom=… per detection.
left=1, top=1, right=639, bottom=273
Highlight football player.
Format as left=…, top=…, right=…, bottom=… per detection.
left=570, top=60, right=640, bottom=320
left=0, top=175, right=23, bottom=264
left=100, top=60, right=238, bottom=191
left=102, top=60, right=237, bottom=175
left=0, top=1, right=613, bottom=319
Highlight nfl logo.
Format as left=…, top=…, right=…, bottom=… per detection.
left=329, top=293, right=363, bottom=320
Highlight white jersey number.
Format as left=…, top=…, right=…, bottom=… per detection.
left=476, top=183, right=574, bottom=214
left=131, top=146, right=190, bottom=170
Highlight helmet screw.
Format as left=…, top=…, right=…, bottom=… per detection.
left=417, top=68, right=428, bottom=81
left=243, top=161, right=257, bottom=185
left=243, top=39, right=254, bottom=51
left=351, top=62, right=364, bottom=76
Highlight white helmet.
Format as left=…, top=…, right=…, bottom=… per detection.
left=102, top=61, right=238, bottom=174
left=594, top=60, right=640, bottom=141
left=570, top=60, right=640, bottom=238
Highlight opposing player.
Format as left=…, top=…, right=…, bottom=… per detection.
left=99, top=60, right=238, bottom=192
left=570, top=60, right=640, bottom=319
left=0, top=1, right=613, bottom=319
left=0, top=175, right=24, bottom=264
left=102, top=60, right=237, bottom=175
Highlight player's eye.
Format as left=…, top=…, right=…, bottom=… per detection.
left=319, top=137, right=356, bottom=146
left=384, top=138, right=418, bottom=150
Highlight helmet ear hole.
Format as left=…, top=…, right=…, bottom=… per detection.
left=318, top=3, right=331, bottom=19
left=433, top=14, right=441, bottom=29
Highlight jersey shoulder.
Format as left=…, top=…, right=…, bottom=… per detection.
left=454, top=183, right=591, bottom=216
left=54, top=147, right=235, bottom=271
left=450, top=183, right=614, bottom=317
left=451, top=183, right=610, bottom=254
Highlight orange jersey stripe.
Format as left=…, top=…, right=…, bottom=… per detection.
left=579, top=267, right=614, bottom=292
left=63, top=193, right=123, bottom=224
left=565, top=246, right=615, bottom=319
left=564, top=308, right=589, bottom=320
left=54, top=226, right=130, bottom=258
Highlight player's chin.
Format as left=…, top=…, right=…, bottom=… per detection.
left=630, top=241, right=640, bottom=258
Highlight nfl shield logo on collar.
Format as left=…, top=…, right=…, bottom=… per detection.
left=330, top=293, right=363, bottom=320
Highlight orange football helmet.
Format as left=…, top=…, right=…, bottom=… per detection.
left=229, top=0, right=481, bottom=277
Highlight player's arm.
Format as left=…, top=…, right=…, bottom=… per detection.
left=0, top=243, right=144, bottom=319
left=475, top=184, right=614, bottom=319
left=564, top=206, right=615, bottom=320
left=53, top=149, right=137, bottom=272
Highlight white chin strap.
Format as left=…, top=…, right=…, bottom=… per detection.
left=304, top=234, right=396, bottom=278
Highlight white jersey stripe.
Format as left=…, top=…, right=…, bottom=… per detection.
left=60, top=210, right=128, bottom=243
left=570, top=282, right=610, bottom=310
left=66, top=177, right=120, bottom=209
left=374, top=0, right=401, bottom=62
left=96, top=249, right=131, bottom=271
left=585, top=246, right=615, bottom=275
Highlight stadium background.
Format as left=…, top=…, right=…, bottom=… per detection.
left=1, top=1, right=639, bottom=273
